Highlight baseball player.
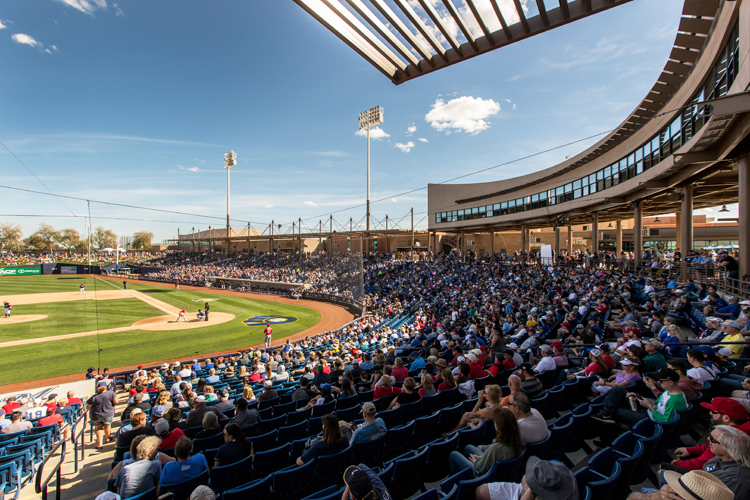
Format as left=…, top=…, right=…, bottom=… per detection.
left=264, top=323, right=273, bottom=349
left=3, top=301, right=10, bottom=318
left=79, top=283, right=85, bottom=295
left=177, top=308, right=187, bottom=322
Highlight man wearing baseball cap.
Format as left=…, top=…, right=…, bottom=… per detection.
left=720, top=320, right=747, bottom=358
left=665, top=397, right=750, bottom=472
left=343, top=464, right=392, bottom=500
left=476, top=457, right=578, bottom=500
left=643, top=338, right=667, bottom=373
left=344, top=402, right=387, bottom=444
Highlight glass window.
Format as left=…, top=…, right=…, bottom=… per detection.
left=588, top=174, right=596, bottom=185
left=564, top=183, right=573, bottom=193
left=573, top=179, right=581, bottom=189
left=540, top=191, right=547, bottom=200
left=486, top=208, right=493, bottom=217
left=556, top=186, right=564, bottom=196
left=604, top=166, right=611, bottom=178
left=582, top=185, right=589, bottom=196
left=493, top=204, right=500, bottom=211
left=597, top=170, right=604, bottom=180
left=573, top=189, right=582, bottom=199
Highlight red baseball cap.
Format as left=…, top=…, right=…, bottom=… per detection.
left=137, top=365, right=143, bottom=369
left=701, top=397, right=749, bottom=422
left=551, top=341, right=564, bottom=349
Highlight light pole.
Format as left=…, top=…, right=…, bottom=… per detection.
left=358, top=106, right=384, bottom=248
left=224, top=150, right=237, bottom=254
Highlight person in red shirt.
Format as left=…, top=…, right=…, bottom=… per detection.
left=599, top=344, right=616, bottom=368
left=488, top=351, right=516, bottom=376
left=38, top=407, right=69, bottom=441
left=391, top=358, right=409, bottom=382
left=373, top=375, right=401, bottom=400
left=154, top=419, right=184, bottom=450
left=66, top=391, right=82, bottom=408
left=264, top=323, right=273, bottom=349
left=668, top=397, right=750, bottom=473
left=467, top=354, right=485, bottom=380
left=2, top=397, right=19, bottom=415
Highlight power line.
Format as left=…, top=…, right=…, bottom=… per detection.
left=0, top=139, right=78, bottom=217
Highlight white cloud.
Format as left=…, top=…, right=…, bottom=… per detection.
left=304, top=201, right=318, bottom=206
left=177, top=165, right=185, bottom=170
left=394, top=141, right=415, bottom=153
left=264, top=204, right=274, bottom=209
left=113, top=3, right=124, bottom=16
left=406, top=125, right=417, bottom=136
left=186, top=167, right=201, bottom=172
left=11, top=33, right=41, bottom=48
left=425, top=96, right=501, bottom=134
left=49, top=45, right=59, bottom=52
left=355, top=127, right=389, bottom=140
left=391, top=198, right=397, bottom=202
left=0, top=20, right=7, bottom=30
left=54, top=0, right=107, bottom=15
left=418, top=138, right=428, bottom=143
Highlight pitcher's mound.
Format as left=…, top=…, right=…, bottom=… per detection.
left=133, top=312, right=235, bottom=330
left=0, top=315, right=48, bottom=326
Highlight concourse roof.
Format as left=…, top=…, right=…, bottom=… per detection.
left=293, top=0, right=634, bottom=85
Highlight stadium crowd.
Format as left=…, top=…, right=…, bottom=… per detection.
left=3, top=252, right=750, bottom=500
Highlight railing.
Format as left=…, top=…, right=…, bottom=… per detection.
left=71, top=413, right=87, bottom=473
left=35, top=439, right=66, bottom=500
left=301, top=292, right=364, bottom=313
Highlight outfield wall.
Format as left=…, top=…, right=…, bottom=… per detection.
left=0, top=264, right=101, bottom=276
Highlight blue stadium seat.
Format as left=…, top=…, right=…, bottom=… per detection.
left=311, top=400, right=336, bottom=418
left=351, top=431, right=387, bottom=469
left=439, top=468, right=474, bottom=496
left=211, top=453, right=253, bottom=493
left=253, top=443, right=291, bottom=478
left=630, top=419, right=663, bottom=486
left=258, top=414, right=287, bottom=434
left=301, top=485, right=345, bottom=500
left=127, top=486, right=158, bottom=500
left=399, top=400, right=421, bottom=423
left=286, top=407, right=312, bottom=425
left=436, top=405, right=462, bottom=435
left=278, top=420, right=309, bottom=444
left=492, top=448, right=526, bottom=483
left=383, top=421, right=414, bottom=462
left=252, top=429, right=279, bottom=452
left=220, top=474, right=273, bottom=500
left=421, top=434, right=460, bottom=483
left=575, top=448, right=621, bottom=499
left=272, top=458, right=317, bottom=499
left=192, top=433, right=225, bottom=454
left=314, top=445, right=352, bottom=488
left=160, top=470, right=210, bottom=500
left=386, top=446, right=428, bottom=500
left=378, top=407, right=401, bottom=429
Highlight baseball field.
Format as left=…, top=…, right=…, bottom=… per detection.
left=0, top=275, right=329, bottom=386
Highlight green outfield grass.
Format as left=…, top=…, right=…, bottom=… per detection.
left=0, top=275, right=120, bottom=295
left=0, top=276, right=321, bottom=385
left=0, top=299, right=164, bottom=342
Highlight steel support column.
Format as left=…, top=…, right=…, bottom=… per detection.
left=739, top=155, right=750, bottom=280
left=634, top=202, right=643, bottom=268
left=591, top=213, right=599, bottom=253
left=521, top=224, right=527, bottom=262
left=680, top=184, right=694, bottom=280
left=616, top=221, right=623, bottom=256
left=568, top=226, right=573, bottom=255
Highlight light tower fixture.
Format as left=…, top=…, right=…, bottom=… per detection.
left=224, top=150, right=237, bottom=254
left=719, top=205, right=730, bottom=212
left=358, top=106, right=384, bottom=237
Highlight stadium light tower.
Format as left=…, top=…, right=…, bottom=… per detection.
left=224, top=150, right=237, bottom=254
left=358, top=106, right=384, bottom=237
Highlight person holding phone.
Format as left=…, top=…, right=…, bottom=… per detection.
left=593, top=367, right=687, bottom=428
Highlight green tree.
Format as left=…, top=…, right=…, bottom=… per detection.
left=92, top=226, right=117, bottom=249
left=56, top=228, right=82, bottom=251
left=23, top=223, right=59, bottom=251
left=0, top=223, right=23, bottom=251
left=132, top=231, right=154, bottom=251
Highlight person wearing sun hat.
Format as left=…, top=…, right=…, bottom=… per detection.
left=475, top=456, right=578, bottom=500
left=626, top=470, right=734, bottom=500
left=720, top=320, right=747, bottom=358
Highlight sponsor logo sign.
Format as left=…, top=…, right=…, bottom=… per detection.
left=0, top=266, right=41, bottom=276
left=192, top=298, right=221, bottom=303
left=61, top=266, right=77, bottom=274
left=243, top=315, right=298, bottom=327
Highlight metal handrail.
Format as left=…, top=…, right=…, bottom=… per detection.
left=35, top=439, right=66, bottom=500
left=70, top=413, right=87, bottom=473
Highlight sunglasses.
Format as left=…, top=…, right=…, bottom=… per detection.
left=709, top=435, right=721, bottom=445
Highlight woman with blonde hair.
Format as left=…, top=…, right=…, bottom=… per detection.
left=664, top=324, right=686, bottom=356
left=238, top=365, right=247, bottom=378
left=155, top=390, right=172, bottom=410
left=242, top=386, right=256, bottom=405
left=445, top=385, right=503, bottom=435
left=374, top=374, right=401, bottom=399
left=419, top=373, right=436, bottom=398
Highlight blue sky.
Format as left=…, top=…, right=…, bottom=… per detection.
left=3, top=0, right=731, bottom=245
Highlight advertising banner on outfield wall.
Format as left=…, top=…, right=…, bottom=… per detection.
left=0, top=266, right=41, bottom=276
left=60, top=266, right=77, bottom=274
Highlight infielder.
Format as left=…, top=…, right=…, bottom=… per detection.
left=79, top=283, right=85, bottom=295
left=3, top=301, right=10, bottom=318
left=177, top=308, right=187, bottom=322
